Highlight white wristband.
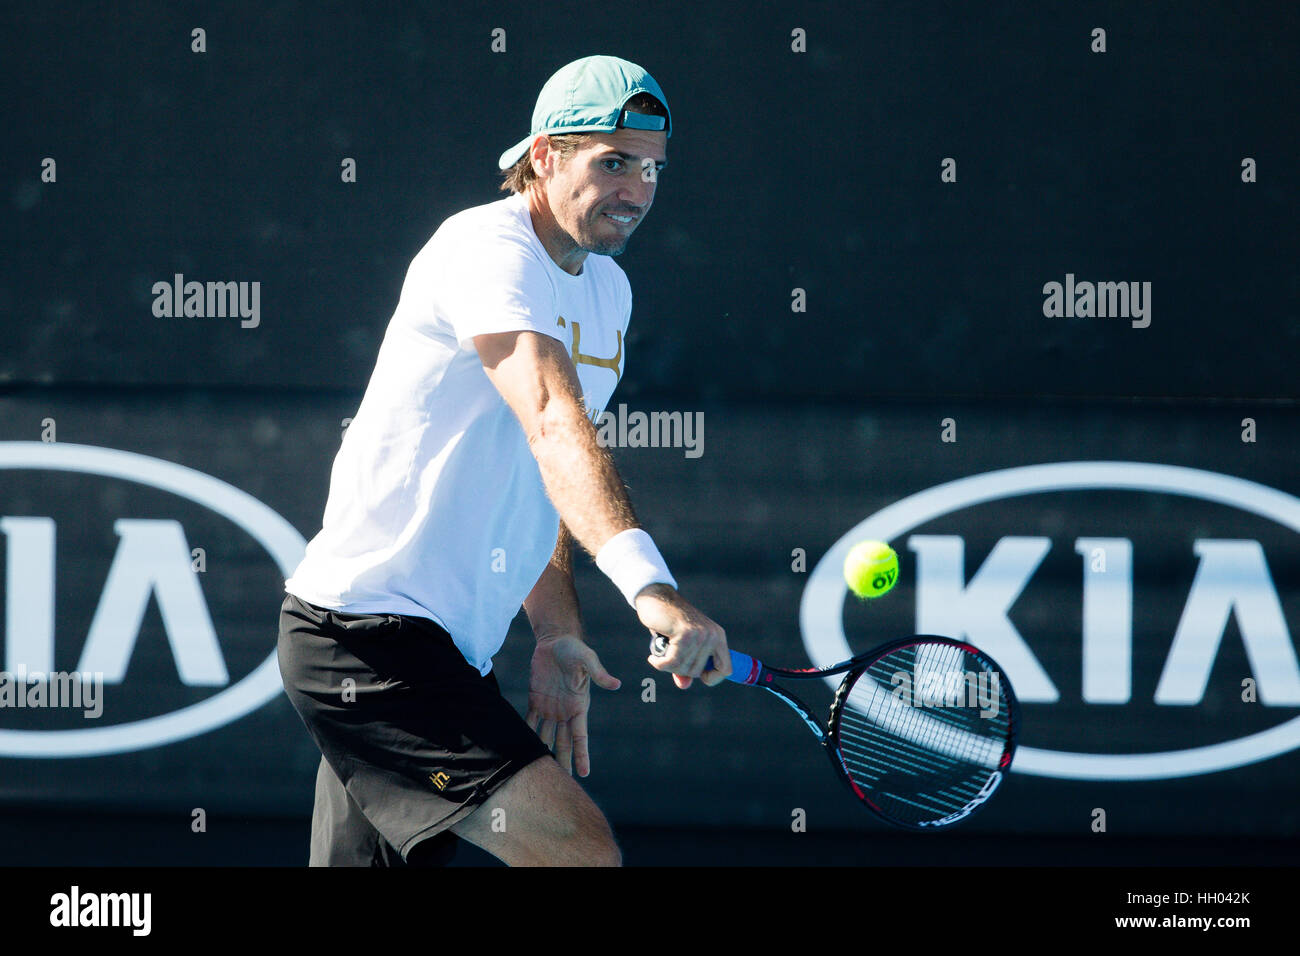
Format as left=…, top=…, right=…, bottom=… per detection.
left=595, top=528, right=677, bottom=607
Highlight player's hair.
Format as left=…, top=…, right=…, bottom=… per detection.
left=498, top=92, right=669, bottom=195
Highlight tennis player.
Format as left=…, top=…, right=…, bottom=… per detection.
left=277, top=55, right=730, bottom=867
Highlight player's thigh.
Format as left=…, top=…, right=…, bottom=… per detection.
left=450, top=755, right=621, bottom=866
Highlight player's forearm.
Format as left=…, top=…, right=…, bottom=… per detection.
left=476, top=329, right=675, bottom=607
left=526, top=395, right=640, bottom=559
left=523, top=524, right=583, bottom=639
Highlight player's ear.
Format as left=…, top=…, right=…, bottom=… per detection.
left=529, top=134, right=553, bottom=179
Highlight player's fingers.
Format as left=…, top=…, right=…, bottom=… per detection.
left=537, top=717, right=557, bottom=749
left=687, top=636, right=718, bottom=678
left=672, top=673, right=693, bottom=690
left=571, top=711, right=591, bottom=777
left=650, top=630, right=705, bottom=680
left=648, top=642, right=688, bottom=674
left=668, top=631, right=706, bottom=677
left=700, top=631, right=731, bottom=686
left=584, top=649, right=622, bottom=691
left=525, top=707, right=540, bottom=732
left=554, top=721, right=573, bottom=775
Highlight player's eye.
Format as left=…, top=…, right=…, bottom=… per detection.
left=601, top=158, right=625, bottom=173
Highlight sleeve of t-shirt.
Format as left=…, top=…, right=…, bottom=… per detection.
left=621, top=273, right=632, bottom=335
left=435, top=226, right=567, bottom=350
left=620, top=270, right=632, bottom=373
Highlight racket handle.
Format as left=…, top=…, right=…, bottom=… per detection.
left=649, top=634, right=761, bottom=685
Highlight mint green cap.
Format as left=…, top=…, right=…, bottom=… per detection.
left=498, top=55, right=671, bottom=170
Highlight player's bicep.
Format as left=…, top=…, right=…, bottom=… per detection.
left=474, top=330, right=586, bottom=438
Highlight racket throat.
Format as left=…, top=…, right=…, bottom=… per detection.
left=761, top=685, right=826, bottom=742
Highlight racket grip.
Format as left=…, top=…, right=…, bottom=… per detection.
left=719, top=650, right=760, bottom=684
left=649, top=634, right=761, bottom=685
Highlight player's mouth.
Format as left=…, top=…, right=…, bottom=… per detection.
left=602, top=212, right=637, bottom=225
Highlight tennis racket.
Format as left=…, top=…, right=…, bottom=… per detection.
left=649, top=633, right=1019, bottom=830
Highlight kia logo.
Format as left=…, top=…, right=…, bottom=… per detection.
left=802, top=462, right=1300, bottom=781
left=0, top=442, right=305, bottom=757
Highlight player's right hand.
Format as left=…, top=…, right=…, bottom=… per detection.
left=634, top=583, right=730, bottom=689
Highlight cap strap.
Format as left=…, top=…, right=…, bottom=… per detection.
left=619, top=110, right=666, bottom=131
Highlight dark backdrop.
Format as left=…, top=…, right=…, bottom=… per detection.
left=5, top=1, right=1296, bottom=400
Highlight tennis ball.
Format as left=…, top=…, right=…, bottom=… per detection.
left=843, top=540, right=899, bottom=599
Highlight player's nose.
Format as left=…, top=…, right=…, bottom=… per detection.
left=619, top=179, right=654, bottom=209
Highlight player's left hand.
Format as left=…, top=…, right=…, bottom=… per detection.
left=526, top=635, right=621, bottom=776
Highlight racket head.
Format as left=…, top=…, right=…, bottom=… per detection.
left=825, top=636, right=1019, bottom=830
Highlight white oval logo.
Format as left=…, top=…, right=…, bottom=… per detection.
left=801, top=461, right=1300, bottom=781
left=0, top=442, right=304, bottom=757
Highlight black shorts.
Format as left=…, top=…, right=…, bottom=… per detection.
left=276, top=591, right=552, bottom=866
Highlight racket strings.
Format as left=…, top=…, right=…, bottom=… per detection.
left=832, top=644, right=1013, bottom=826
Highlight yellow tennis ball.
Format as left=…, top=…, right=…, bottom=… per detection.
left=843, top=540, right=899, bottom=599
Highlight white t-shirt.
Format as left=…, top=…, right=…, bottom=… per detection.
left=285, top=191, right=631, bottom=675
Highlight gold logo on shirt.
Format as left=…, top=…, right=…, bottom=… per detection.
left=557, top=316, right=622, bottom=383
left=429, top=771, right=450, bottom=790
